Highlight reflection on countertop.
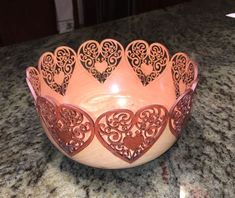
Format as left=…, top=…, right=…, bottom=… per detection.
left=0, top=0, right=234, bottom=197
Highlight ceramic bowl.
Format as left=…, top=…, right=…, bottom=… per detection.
left=26, top=39, right=198, bottom=169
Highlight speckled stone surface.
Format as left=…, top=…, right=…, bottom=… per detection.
left=0, top=0, right=234, bottom=197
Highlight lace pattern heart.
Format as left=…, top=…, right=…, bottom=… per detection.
left=95, top=105, right=168, bottom=163
left=26, top=67, right=41, bottom=99
left=77, top=39, right=123, bottom=83
left=169, top=89, right=194, bottom=137
left=126, top=40, right=170, bottom=86
left=38, top=46, right=76, bottom=96
left=171, top=53, right=196, bottom=98
left=36, top=97, right=95, bottom=156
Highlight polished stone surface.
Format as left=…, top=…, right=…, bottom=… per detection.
left=0, top=0, right=234, bottom=197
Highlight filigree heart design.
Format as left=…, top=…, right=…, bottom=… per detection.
left=95, top=105, right=168, bottom=163
left=169, top=89, right=194, bottom=137
left=77, top=39, right=123, bottom=83
left=36, top=96, right=95, bottom=156
left=126, top=40, right=170, bottom=86
left=38, top=46, right=77, bottom=96
left=26, top=67, right=41, bottom=100
left=183, top=60, right=197, bottom=89
left=171, top=53, right=196, bottom=99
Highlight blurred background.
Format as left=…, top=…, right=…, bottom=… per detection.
left=0, top=0, right=187, bottom=46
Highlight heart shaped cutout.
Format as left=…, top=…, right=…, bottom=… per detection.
left=126, top=40, right=170, bottom=86
left=77, top=39, right=123, bottom=83
left=38, top=46, right=76, bottom=96
left=95, top=105, right=168, bottom=163
left=36, top=97, right=95, bottom=156
left=26, top=67, right=41, bottom=100
left=169, top=89, right=194, bottom=137
left=171, top=53, right=196, bottom=98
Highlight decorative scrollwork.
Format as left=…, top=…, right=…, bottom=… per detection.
left=183, top=61, right=196, bottom=89
left=26, top=67, right=41, bottom=98
left=78, top=39, right=123, bottom=83
left=36, top=97, right=57, bottom=127
left=169, top=89, right=194, bottom=137
left=36, top=97, right=95, bottom=156
left=126, top=40, right=169, bottom=86
left=171, top=53, right=196, bottom=98
left=38, top=47, right=76, bottom=96
left=95, top=105, right=168, bottom=163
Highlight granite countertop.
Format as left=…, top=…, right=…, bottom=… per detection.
left=0, top=0, right=234, bottom=197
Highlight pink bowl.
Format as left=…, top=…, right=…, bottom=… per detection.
left=26, top=39, right=198, bottom=169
